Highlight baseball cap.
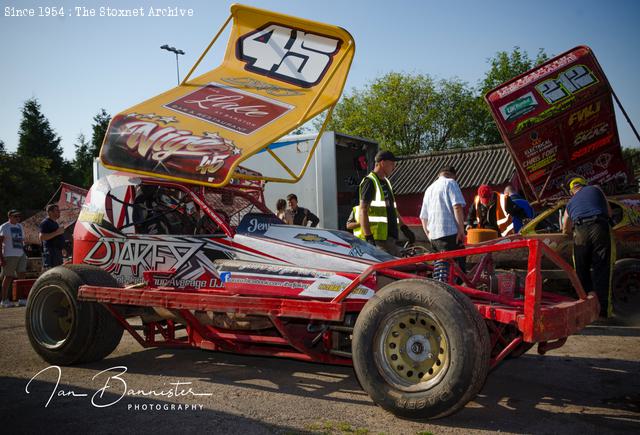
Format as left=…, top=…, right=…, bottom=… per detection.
left=568, top=177, right=588, bottom=191
left=478, top=185, right=492, bottom=198
left=8, top=209, right=21, bottom=217
left=478, top=185, right=492, bottom=204
left=375, top=150, right=399, bottom=162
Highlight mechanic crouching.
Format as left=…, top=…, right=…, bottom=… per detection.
left=562, top=177, right=614, bottom=319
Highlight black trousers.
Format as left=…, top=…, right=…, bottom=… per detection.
left=573, top=221, right=611, bottom=316
left=430, top=234, right=466, bottom=273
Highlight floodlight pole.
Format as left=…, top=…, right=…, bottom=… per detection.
left=160, top=44, right=185, bottom=85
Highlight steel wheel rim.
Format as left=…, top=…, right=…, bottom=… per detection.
left=374, top=306, right=450, bottom=392
left=30, top=284, right=74, bottom=349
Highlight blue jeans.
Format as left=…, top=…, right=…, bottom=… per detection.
left=43, top=249, right=63, bottom=269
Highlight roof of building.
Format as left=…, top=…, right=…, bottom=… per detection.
left=390, top=144, right=515, bottom=195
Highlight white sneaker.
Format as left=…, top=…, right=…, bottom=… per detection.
left=18, top=299, right=27, bottom=307
left=0, top=300, right=12, bottom=308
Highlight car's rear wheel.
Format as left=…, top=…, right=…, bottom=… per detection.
left=613, top=258, right=640, bottom=322
left=26, top=265, right=123, bottom=365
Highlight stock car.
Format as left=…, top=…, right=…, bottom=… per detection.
left=22, top=4, right=602, bottom=420
left=25, top=173, right=600, bottom=419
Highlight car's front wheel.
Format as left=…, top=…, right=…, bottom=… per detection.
left=352, top=278, right=490, bottom=419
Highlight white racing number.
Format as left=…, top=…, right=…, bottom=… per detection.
left=238, top=24, right=340, bottom=88
left=536, top=65, right=598, bottom=104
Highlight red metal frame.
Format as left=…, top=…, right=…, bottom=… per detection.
left=79, top=239, right=599, bottom=367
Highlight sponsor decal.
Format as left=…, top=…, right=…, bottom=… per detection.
left=495, top=52, right=578, bottom=99
left=235, top=213, right=285, bottom=235
left=499, top=92, right=538, bottom=122
left=237, top=23, right=341, bottom=88
left=83, top=238, right=203, bottom=277
left=573, top=122, right=608, bottom=146
left=216, top=261, right=333, bottom=279
left=228, top=275, right=311, bottom=289
left=164, top=83, right=293, bottom=135
left=348, top=245, right=364, bottom=257
left=221, top=77, right=306, bottom=97
left=112, top=114, right=239, bottom=175
left=78, top=209, right=104, bottom=224
left=523, top=139, right=557, bottom=173
left=526, top=154, right=557, bottom=173
left=594, top=152, right=612, bottom=169
left=568, top=101, right=601, bottom=126
left=299, top=276, right=374, bottom=299
left=246, top=217, right=272, bottom=233
left=528, top=169, right=546, bottom=182
left=153, top=277, right=208, bottom=289
left=515, top=97, right=575, bottom=134
left=570, top=134, right=613, bottom=160
left=294, top=233, right=351, bottom=248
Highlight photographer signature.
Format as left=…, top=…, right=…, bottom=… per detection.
left=25, top=365, right=212, bottom=408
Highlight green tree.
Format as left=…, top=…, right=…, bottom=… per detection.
left=318, top=47, right=549, bottom=154
left=71, top=133, right=93, bottom=187
left=17, top=98, right=65, bottom=178
left=90, top=109, right=111, bottom=157
left=470, top=47, right=550, bottom=145
left=622, top=147, right=640, bottom=178
left=324, top=73, right=478, bottom=154
left=0, top=151, right=56, bottom=218
left=69, top=109, right=111, bottom=188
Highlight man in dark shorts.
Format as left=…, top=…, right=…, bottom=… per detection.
left=39, top=204, right=66, bottom=270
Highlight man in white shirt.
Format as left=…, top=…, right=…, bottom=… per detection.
left=419, top=166, right=466, bottom=271
left=0, top=210, right=27, bottom=307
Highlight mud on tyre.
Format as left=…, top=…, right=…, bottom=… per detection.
left=25, top=265, right=124, bottom=365
left=352, top=279, right=490, bottom=420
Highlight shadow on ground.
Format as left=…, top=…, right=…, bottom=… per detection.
left=1, top=375, right=314, bottom=434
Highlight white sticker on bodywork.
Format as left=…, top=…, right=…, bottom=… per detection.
left=299, top=275, right=374, bottom=299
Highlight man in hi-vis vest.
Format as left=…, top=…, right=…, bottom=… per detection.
left=354, top=150, right=414, bottom=256
left=466, top=184, right=526, bottom=237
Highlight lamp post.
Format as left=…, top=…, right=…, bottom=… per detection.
left=160, top=44, right=185, bottom=85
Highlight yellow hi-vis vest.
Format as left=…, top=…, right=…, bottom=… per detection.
left=474, top=193, right=514, bottom=237
left=353, top=173, right=398, bottom=241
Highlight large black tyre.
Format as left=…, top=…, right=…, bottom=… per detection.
left=25, top=265, right=124, bottom=365
left=352, top=279, right=490, bottom=420
left=613, top=259, right=640, bottom=322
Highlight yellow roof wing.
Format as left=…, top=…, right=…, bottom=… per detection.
left=100, top=4, right=355, bottom=187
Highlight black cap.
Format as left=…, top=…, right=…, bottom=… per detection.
left=8, top=209, right=21, bottom=217
left=439, top=166, right=457, bottom=176
left=375, top=150, right=399, bottom=162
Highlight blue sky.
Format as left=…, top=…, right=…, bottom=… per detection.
left=1, top=0, right=639, bottom=160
